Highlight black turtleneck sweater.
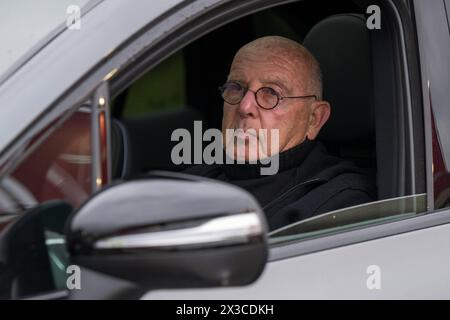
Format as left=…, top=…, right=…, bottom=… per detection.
left=184, top=139, right=375, bottom=231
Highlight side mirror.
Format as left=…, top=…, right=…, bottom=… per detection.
left=66, top=172, right=268, bottom=292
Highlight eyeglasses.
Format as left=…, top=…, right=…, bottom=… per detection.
left=218, top=81, right=317, bottom=110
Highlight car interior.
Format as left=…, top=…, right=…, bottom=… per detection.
left=109, top=0, right=409, bottom=204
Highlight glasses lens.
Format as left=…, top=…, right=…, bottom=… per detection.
left=221, top=82, right=244, bottom=105
left=256, top=87, right=279, bottom=109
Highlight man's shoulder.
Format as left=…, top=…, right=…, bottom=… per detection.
left=307, top=142, right=376, bottom=199
left=314, top=170, right=376, bottom=206
left=303, top=142, right=374, bottom=184
left=268, top=169, right=375, bottom=230
left=300, top=142, right=377, bottom=210
left=268, top=142, right=377, bottom=227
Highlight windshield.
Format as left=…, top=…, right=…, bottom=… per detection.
left=0, top=0, right=91, bottom=78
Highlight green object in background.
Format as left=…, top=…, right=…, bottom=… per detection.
left=123, top=51, right=186, bottom=118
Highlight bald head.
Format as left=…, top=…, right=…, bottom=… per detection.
left=232, top=36, right=322, bottom=99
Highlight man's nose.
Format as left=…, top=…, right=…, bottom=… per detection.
left=237, top=89, right=258, bottom=117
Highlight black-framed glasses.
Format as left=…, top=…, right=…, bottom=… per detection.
left=218, top=81, right=317, bottom=110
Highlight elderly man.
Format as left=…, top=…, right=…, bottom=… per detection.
left=185, top=36, right=374, bottom=230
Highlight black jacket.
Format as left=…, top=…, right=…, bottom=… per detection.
left=184, top=139, right=375, bottom=231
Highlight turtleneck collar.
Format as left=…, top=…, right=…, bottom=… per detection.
left=223, top=138, right=315, bottom=180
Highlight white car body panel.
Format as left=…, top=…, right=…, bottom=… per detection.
left=146, top=220, right=450, bottom=299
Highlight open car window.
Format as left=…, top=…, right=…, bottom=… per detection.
left=107, top=0, right=425, bottom=243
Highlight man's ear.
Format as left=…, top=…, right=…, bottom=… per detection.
left=306, top=101, right=331, bottom=140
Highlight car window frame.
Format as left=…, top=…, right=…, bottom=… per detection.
left=111, top=0, right=432, bottom=260
left=413, top=0, right=450, bottom=211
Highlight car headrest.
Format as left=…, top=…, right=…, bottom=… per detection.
left=303, top=14, right=374, bottom=145
left=123, top=107, right=206, bottom=175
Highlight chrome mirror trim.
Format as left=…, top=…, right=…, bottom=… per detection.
left=94, top=212, right=263, bottom=250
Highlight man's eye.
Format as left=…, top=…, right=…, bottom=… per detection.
left=225, top=82, right=243, bottom=91
left=260, top=87, right=279, bottom=97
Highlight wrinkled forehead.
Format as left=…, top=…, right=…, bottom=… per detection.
left=229, top=41, right=310, bottom=87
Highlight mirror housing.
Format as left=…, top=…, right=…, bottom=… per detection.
left=66, top=172, right=268, bottom=290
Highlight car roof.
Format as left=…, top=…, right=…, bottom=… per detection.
left=0, top=0, right=186, bottom=159
left=0, top=0, right=97, bottom=83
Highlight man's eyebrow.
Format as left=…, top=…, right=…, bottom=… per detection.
left=227, top=74, right=292, bottom=92
left=227, top=73, right=245, bottom=81
left=261, top=77, right=291, bottom=93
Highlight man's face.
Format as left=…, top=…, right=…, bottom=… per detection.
left=222, top=46, right=314, bottom=161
